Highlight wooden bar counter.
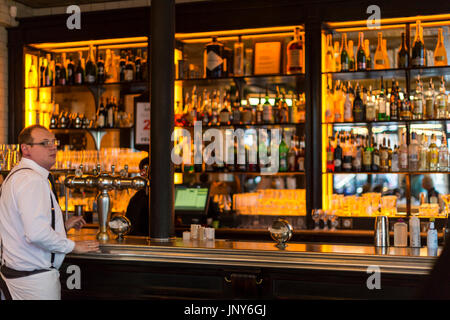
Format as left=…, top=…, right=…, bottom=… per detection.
left=60, top=228, right=441, bottom=300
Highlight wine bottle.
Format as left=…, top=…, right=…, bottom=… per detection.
left=67, top=55, right=75, bottom=85
left=340, top=33, right=349, bottom=71
left=75, top=52, right=84, bottom=85
left=356, top=32, right=367, bottom=71
left=374, top=32, right=385, bottom=70
left=134, top=49, right=143, bottom=81
left=412, top=20, right=425, bottom=67
left=125, top=50, right=134, bottom=81
left=97, top=53, right=105, bottom=84
left=434, top=28, right=448, bottom=66
left=85, top=45, right=96, bottom=84
left=397, top=32, right=409, bottom=68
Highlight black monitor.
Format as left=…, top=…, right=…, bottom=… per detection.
left=174, top=184, right=210, bottom=225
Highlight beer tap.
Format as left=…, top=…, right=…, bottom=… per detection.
left=65, top=164, right=148, bottom=241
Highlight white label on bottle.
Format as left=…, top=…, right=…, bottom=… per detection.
left=435, top=56, right=445, bottom=62
left=125, top=70, right=133, bottom=81
left=207, top=51, right=223, bottom=71
left=298, top=157, right=304, bottom=171
left=400, top=153, right=408, bottom=168
left=263, top=106, right=272, bottom=122
left=86, top=75, right=95, bottom=83
left=288, top=49, right=302, bottom=68
left=379, top=101, right=386, bottom=114
left=98, top=114, right=105, bottom=127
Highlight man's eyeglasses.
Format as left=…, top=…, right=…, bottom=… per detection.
left=27, top=139, right=60, bottom=147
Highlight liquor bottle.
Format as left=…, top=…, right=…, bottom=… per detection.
left=439, top=134, right=448, bottom=171
left=262, top=88, right=274, bottom=124
left=412, top=78, right=424, bottom=120
left=387, top=139, right=393, bottom=170
left=134, top=49, right=143, bottom=81
left=419, top=134, right=429, bottom=171
left=74, top=52, right=84, bottom=85
left=119, top=50, right=126, bottom=82
left=85, top=45, right=96, bottom=84
left=434, top=28, right=448, bottom=66
left=398, top=85, right=411, bottom=120
left=142, top=49, right=148, bottom=81
left=391, top=144, right=399, bottom=172
left=39, top=57, right=46, bottom=87
left=343, top=84, right=353, bottom=122
left=59, top=53, right=67, bottom=85
left=97, top=54, right=106, bottom=84
left=356, top=32, right=367, bottom=71
left=389, top=80, right=398, bottom=120
left=353, top=135, right=362, bottom=172
left=364, top=39, right=372, bottom=70
left=408, top=132, right=420, bottom=171
left=397, top=32, right=409, bottom=68
left=279, top=133, right=289, bottom=172
left=412, top=20, right=425, bottom=67
left=233, top=35, right=244, bottom=76
left=348, top=40, right=355, bottom=71
left=97, top=98, right=106, bottom=128
left=334, top=134, right=343, bottom=172
left=256, top=93, right=263, bottom=124
left=379, top=137, right=389, bottom=172
left=363, top=136, right=372, bottom=172
left=125, top=51, right=134, bottom=81
left=428, top=134, right=439, bottom=171
left=219, top=94, right=231, bottom=125
left=377, top=78, right=387, bottom=121
left=107, top=97, right=115, bottom=128
left=67, top=55, right=75, bottom=85
left=232, top=90, right=242, bottom=125
left=279, top=89, right=289, bottom=123
left=325, top=85, right=334, bottom=123
left=382, top=39, right=390, bottom=69
left=287, top=27, right=304, bottom=74
left=287, top=136, right=297, bottom=172
left=425, top=80, right=435, bottom=119
left=399, top=132, right=408, bottom=171
left=333, top=41, right=341, bottom=72
left=340, top=33, right=349, bottom=72
left=352, top=84, right=365, bottom=122
left=372, top=139, right=380, bottom=172
left=333, top=82, right=344, bottom=122
left=436, top=77, right=447, bottom=119
left=374, top=32, right=386, bottom=70
left=297, top=136, right=306, bottom=172
left=204, top=36, right=224, bottom=78
left=45, top=54, right=53, bottom=86
left=365, top=86, right=376, bottom=121
left=327, top=136, right=335, bottom=172
left=54, top=55, right=61, bottom=86
left=325, top=34, right=335, bottom=72
left=342, top=135, right=353, bottom=172
left=27, top=57, right=38, bottom=88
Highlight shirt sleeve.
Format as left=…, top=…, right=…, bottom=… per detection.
left=15, top=175, right=75, bottom=254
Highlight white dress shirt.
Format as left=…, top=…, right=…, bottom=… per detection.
left=0, top=158, right=75, bottom=271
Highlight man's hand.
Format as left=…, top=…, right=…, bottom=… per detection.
left=65, top=216, right=86, bottom=231
left=72, top=240, right=100, bottom=254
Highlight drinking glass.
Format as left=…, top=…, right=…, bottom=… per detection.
left=312, top=209, right=322, bottom=230
left=321, top=210, right=329, bottom=231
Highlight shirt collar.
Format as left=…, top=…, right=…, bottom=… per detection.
left=18, top=157, right=50, bottom=179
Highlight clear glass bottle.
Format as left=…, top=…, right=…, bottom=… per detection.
left=399, top=132, right=409, bottom=171
left=391, top=144, right=399, bottom=172
left=412, top=78, right=424, bottom=120
left=419, top=134, right=429, bottom=171
left=425, top=80, right=435, bottom=119
left=439, top=135, right=448, bottom=171
left=436, top=78, right=447, bottom=119
left=233, top=35, right=244, bottom=76
left=428, top=134, right=439, bottom=171
left=377, top=78, right=386, bottom=121
left=262, top=88, right=274, bottom=124
left=365, top=86, right=376, bottom=121
left=408, top=132, right=420, bottom=171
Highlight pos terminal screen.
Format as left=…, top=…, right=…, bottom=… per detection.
left=174, top=187, right=209, bottom=212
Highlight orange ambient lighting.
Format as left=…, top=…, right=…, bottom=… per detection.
left=31, top=37, right=148, bottom=50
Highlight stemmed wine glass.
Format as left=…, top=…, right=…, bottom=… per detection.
left=329, top=210, right=339, bottom=231
left=321, top=210, right=329, bottom=231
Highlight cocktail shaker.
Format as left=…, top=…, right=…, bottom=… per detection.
left=375, top=215, right=389, bottom=247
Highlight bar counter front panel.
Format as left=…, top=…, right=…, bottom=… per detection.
left=61, top=229, right=439, bottom=300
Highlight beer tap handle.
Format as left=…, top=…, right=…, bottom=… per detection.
left=75, top=164, right=83, bottom=177
left=111, top=165, right=115, bottom=175
left=96, top=164, right=101, bottom=175
left=124, top=165, right=129, bottom=177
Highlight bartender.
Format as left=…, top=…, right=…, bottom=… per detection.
left=125, top=157, right=149, bottom=236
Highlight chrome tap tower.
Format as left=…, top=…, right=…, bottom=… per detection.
left=65, top=164, right=148, bottom=241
